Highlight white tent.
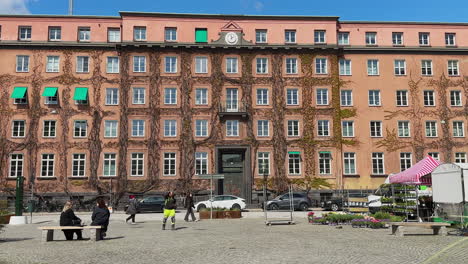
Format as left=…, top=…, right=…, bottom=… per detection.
left=431, top=163, right=468, bottom=203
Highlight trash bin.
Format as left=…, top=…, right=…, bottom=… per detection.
left=27, top=200, right=36, bottom=213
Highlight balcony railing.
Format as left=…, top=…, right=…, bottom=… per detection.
left=219, top=102, right=248, bottom=118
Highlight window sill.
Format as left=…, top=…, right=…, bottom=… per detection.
left=69, top=177, right=88, bottom=180
left=99, top=176, right=117, bottom=179
left=130, top=175, right=145, bottom=177
left=370, top=174, right=388, bottom=178
left=6, top=177, right=18, bottom=181
left=343, top=174, right=360, bottom=178
left=37, top=177, right=57, bottom=180
left=448, top=75, right=460, bottom=77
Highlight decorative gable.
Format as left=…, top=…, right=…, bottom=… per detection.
left=221, top=21, right=243, bottom=32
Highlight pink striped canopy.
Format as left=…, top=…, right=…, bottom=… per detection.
left=389, top=156, right=441, bottom=185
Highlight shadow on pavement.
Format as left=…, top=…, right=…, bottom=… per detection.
left=0, top=237, right=34, bottom=242
left=104, top=236, right=125, bottom=240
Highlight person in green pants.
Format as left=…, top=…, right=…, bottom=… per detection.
left=162, top=191, right=177, bottom=230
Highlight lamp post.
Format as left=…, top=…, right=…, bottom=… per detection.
left=262, top=163, right=268, bottom=211
left=15, top=175, right=24, bottom=216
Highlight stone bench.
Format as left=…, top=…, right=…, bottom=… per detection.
left=389, top=222, right=451, bottom=237
left=38, top=226, right=103, bottom=242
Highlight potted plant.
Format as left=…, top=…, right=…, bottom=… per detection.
left=198, top=208, right=211, bottom=220
left=307, top=212, right=315, bottom=223
left=0, top=210, right=15, bottom=224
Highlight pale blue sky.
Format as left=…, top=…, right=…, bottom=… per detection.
left=1, top=0, right=468, bottom=22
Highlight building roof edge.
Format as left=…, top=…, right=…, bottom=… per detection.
left=340, top=20, right=468, bottom=26
left=0, top=14, right=120, bottom=19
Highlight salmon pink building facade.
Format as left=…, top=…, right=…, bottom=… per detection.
left=0, top=12, right=467, bottom=204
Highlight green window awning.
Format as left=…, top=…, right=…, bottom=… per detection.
left=319, top=151, right=331, bottom=154
left=288, top=151, right=301, bottom=155
left=73, top=87, right=88, bottom=100
left=11, top=87, right=27, bottom=99
left=195, top=28, right=207, bottom=43
left=42, top=87, right=58, bottom=97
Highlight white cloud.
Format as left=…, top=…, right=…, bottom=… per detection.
left=0, top=0, right=31, bottom=15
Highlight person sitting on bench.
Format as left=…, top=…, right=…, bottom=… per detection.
left=60, top=201, right=83, bottom=240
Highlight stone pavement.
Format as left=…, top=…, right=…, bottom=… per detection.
left=0, top=211, right=467, bottom=264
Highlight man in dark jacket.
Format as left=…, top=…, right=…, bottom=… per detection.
left=91, top=198, right=110, bottom=239
left=162, top=192, right=177, bottom=230
left=184, top=192, right=197, bottom=222
left=125, top=195, right=138, bottom=224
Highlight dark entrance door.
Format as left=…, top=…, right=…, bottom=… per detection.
left=218, top=151, right=244, bottom=197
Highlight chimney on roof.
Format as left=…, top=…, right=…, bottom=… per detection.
left=68, top=0, right=74, bottom=15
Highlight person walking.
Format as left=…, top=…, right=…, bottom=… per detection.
left=184, top=192, right=197, bottom=222
left=60, top=201, right=83, bottom=240
left=91, top=198, right=110, bottom=239
left=162, top=191, right=177, bottom=230
left=125, top=195, right=138, bottom=224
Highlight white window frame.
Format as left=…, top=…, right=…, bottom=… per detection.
left=340, top=90, right=353, bottom=106
left=134, top=27, right=146, bottom=41
left=163, top=152, right=176, bottom=176
left=450, top=90, right=462, bottom=106
left=73, top=120, right=87, bottom=138
left=287, top=120, right=300, bottom=137
left=12, top=120, right=26, bottom=138
left=46, top=56, right=60, bottom=72
left=195, top=88, right=208, bottom=105
left=370, top=121, right=382, bottom=137
left=256, top=88, right=269, bottom=105
left=226, top=120, right=239, bottom=137
left=342, top=121, right=354, bottom=137
left=288, top=153, right=301, bottom=175
left=106, top=56, right=119, bottom=73
left=396, top=90, right=408, bottom=106
left=286, top=88, right=299, bottom=105
left=165, top=27, right=177, bottom=42
left=365, top=32, right=377, bottom=45
left=256, top=29, right=267, bottom=43
left=316, top=88, right=329, bottom=105
left=394, top=60, right=406, bottom=75
left=195, top=120, right=208, bottom=137
left=72, top=153, right=86, bottom=177
left=165, top=56, right=177, bottom=73
left=419, top=32, right=430, bottom=46
left=104, top=120, right=118, bottom=138
left=131, top=153, right=144, bottom=177
left=41, top=154, right=55, bottom=177
left=421, top=60, right=433, bottom=76
left=16, top=55, right=29, bottom=72
left=9, top=154, right=24, bottom=178
left=452, top=121, right=465, bottom=137
left=314, top=30, right=326, bottom=44
left=164, top=88, right=177, bottom=105
left=257, top=152, right=270, bottom=175
left=43, top=120, right=56, bottom=138
left=339, top=59, right=351, bottom=76
left=398, top=121, right=411, bottom=137
left=76, top=56, right=89, bottom=73
left=107, top=28, right=121, bottom=42
left=317, top=120, right=330, bottom=137
left=132, top=87, right=145, bottom=105
left=455, top=153, right=467, bottom=163
left=256, top=57, right=268, bottom=74
left=400, top=152, right=412, bottom=171
left=285, top=58, right=298, bottom=74
left=105, top=88, right=119, bottom=105
left=257, top=120, right=269, bottom=137
left=319, top=152, right=332, bottom=175
left=226, top=57, right=238, bottom=74
left=448, top=60, right=459, bottom=76
left=164, top=120, right=177, bottom=137
left=423, top=90, right=435, bottom=106
left=49, top=27, right=61, bottom=41
left=338, top=32, right=349, bottom=45
left=392, top=32, right=403, bottom=45
left=195, top=56, right=208, bottom=74
left=285, top=30, right=296, bottom=43
left=367, top=59, right=379, bottom=75
left=133, top=56, right=146, bottom=73
left=131, top=120, right=145, bottom=137
left=19, top=26, right=31, bottom=41
left=103, top=153, right=117, bottom=177
left=195, top=152, right=208, bottom=175
left=343, top=152, right=356, bottom=175
left=368, top=90, right=381, bottom=106
left=78, top=27, right=90, bottom=42
left=425, top=121, right=438, bottom=137
left=428, top=152, right=440, bottom=161
left=315, top=58, right=328, bottom=74
left=445, top=33, right=456, bottom=46
left=371, top=152, right=385, bottom=175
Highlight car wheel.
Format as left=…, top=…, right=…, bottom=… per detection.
left=331, top=203, right=339, bottom=211
left=299, top=203, right=309, bottom=211
left=231, top=204, right=241, bottom=210
left=270, top=203, right=279, bottom=210
left=197, top=204, right=206, bottom=212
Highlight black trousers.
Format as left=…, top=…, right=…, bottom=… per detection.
left=184, top=207, right=196, bottom=221
left=63, top=230, right=82, bottom=240
left=126, top=214, right=136, bottom=222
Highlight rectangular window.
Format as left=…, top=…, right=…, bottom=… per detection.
left=448, top=60, right=459, bottom=76
left=450, top=91, right=462, bottom=106
left=73, top=120, right=87, bottom=138
left=104, top=120, right=118, bottom=137
left=226, top=120, right=239, bottom=137
left=132, top=120, right=145, bottom=137
left=256, top=88, right=269, bottom=105
left=424, top=90, right=435, bottom=106
left=445, top=33, right=456, bottom=46
left=74, top=87, right=88, bottom=106
left=367, top=60, right=379, bottom=75
left=341, top=90, right=353, bottom=106
left=315, top=58, right=327, bottom=74
left=256, top=29, right=267, bottom=43
left=195, top=120, right=208, bottom=137
left=421, top=60, right=433, bottom=76
left=400, top=153, right=412, bottom=171
left=78, top=27, right=90, bottom=42
left=43, top=120, right=56, bottom=137
left=287, top=120, right=300, bottom=137
left=370, top=121, right=382, bottom=137
left=133, top=56, right=146, bottom=72
left=398, top=121, right=410, bottom=137
left=258, top=152, right=270, bottom=175
left=453, top=121, right=464, bottom=137
left=132, top=87, right=145, bottom=104
left=164, top=120, right=177, bottom=137
left=257, top=120, right=269, bottom=137
left=107, top=28, right=121, bottom=42
left=72, top=154, right=86, bottom=177
left=18, top=26, right=31, bottom=41
left=195, top=88, right=208, bottom=105
left=76, top=56, right=89, bottom=73
left=256, top=58, right=268, bottom=74
left=165, top=27, right=177, bottom=41
left=41, top=154, right=55, bottom=177
left=394, top=60, right=406, bottom=75
left=106, top=56, right=119, bottom=73
left=195, top=28, right=207, bottom=43
left=46, top=56, right=60, bottom=72
left=286, top=88, right=299, bottom=105
left=288, top=153, right=301, bottom=175
left=319, top=152, right=332, bottom=174
left=195, top=56, right=208, bottom=73
left=12, top=120, right=26, bottom=138
left=165, top=56, right=177, bottom=73
left=343, top=152, right=356, bottom=175
left=226, top=57, right=238, bottom=73
left=226, top=88, right=238, bottom=111
left=368, top=90, right=381, bottom=106
left=455, top=153, right=467, bottom=163
left=428, top=152, right=440, bottom=160
left=9, top=154, right=24, bottom=178
left=396, top=90, right=408, bottom=106
left=339, top=59, right=351, bottom=75
left=317, top=120, right=330, bottom=136
left=285, top=58, right=298, bottom=74
left=392, top=32, right=403, bottom=45
left=372, top=153, right=385, bottom=175
left=134, top=27, right=146, bottom=41
left=44, top=87, right=58, bottom=105
left=131, top=153, right=144, bottom=177
left=419, top=32, right=430, bottom=45
left=195, top=152, right=208, bottom=175
left=314, top=30, right=326, bottom=44
left=285, top=30, right=296, bottom=43
left=316, top=88, right=329, bottom=105
left=163, top=153, right=176, bottom=176
left=49, top=27, right=61, bottom=41
left=365, top=32, right=377, bottom=45
left=342, top=121, right=354, bottom=137
left=16, top=55, right=29, bottom=72
left=164, top=88, right=177, bottom=104
left=105, top=88, right=119, bottom=105
left=425, top=121, right=438, bottom=137
left=338, top=32, right=349, bottom=45
left=103, top=153, right=116, bottom=177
